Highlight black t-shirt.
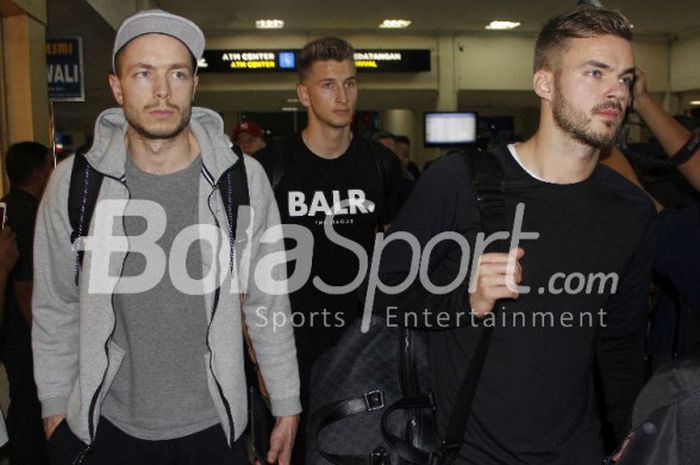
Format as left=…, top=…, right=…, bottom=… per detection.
left=1, top=187, right=39, bottom=355
left=376, top=145, right=656, bottom=465
left=255, top=134, right=402, bottom=364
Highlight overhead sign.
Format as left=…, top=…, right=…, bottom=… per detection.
left=353, top=50, right=430, bottom=72
left=46, top=37, right=84, bottom=102
left=199, top=50, right=297, bottom=73
left=198, top=49, right=430, bottom=74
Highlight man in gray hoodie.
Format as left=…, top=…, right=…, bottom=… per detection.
left=32, top=9, right=300, bottom=465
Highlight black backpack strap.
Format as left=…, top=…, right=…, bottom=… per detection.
left=271, top=135, right=295, bottom=194
left=438, top=149, right=506, bottom=464
left=68, top=153, right=104, bottom=285
left=218, top=146, right=249, bottom=271
left=380, top=148, right=509, bottom=465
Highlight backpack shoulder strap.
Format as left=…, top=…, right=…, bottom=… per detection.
left=271, top=134, right=296, bottom=194
left=68, top=153, right=104, bottom=285
left=462, top=148, right=508, bottom=238
left=380, top=147, right=509, bottom=465
left=217, top=147, right=250, bottom=266
left=439, top=148, right=506, bottom=463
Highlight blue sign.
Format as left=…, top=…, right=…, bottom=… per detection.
left=278, top=51, right=296, bottom=70
left=46, top=37, right=84, bottom=102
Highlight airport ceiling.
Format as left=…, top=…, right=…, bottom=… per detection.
left=47, top=0, right=700, bottom=120
left=164, top=0, right=700, bottom=37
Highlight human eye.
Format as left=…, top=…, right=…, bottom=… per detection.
left=586, top=69, right=602, bottom=78
left=619, top=74, right=634, bottom=86
left=171, top=69, right=189, bottom=80
left=134, top=69, right=150, bottom=79
left=344, top=79, right=356, bottom=88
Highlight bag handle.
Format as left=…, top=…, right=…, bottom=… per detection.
left=307, top=390, right=390, bottom=465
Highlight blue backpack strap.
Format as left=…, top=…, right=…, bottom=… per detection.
left=68, top=153, right=104, bottom=285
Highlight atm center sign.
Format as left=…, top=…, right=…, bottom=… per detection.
left=200, top=50, right=297, bottom=72
left=198, top=49, right=430, bottom=73
left=46, top=37, right=84, bottom=102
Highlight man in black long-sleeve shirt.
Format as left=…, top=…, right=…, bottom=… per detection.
left=375, top=6, right=655, bottom=465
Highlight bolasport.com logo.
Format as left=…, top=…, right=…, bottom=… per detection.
left=76, top=199, right=618, bottom=332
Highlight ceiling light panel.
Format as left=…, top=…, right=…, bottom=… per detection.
left=379, top=19, right=412, bottom=29
left=485, top=20, right=521, bottom=30
left=256, top=19, right=284, bottom=29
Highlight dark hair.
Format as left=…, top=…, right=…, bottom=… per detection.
left=372, top=131, right=396, bottom=143
left=395, top=135, right=410, bottom=146
left=5, top=142, right=50, bottom=185
left=534, top=6, right=633, bottom=72
left=298, top=36, right=355, bottom=82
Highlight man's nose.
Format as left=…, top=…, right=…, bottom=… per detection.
left=154, top=73, right=170, bottom=99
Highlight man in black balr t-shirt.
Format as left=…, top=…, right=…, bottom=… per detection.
left=376, top=6, right=655, bottom=465
left=253, top=36, right=401, bottom=460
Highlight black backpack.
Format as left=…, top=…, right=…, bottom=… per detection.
left=305, top=149, right=510, bottom=465
left=608, top=356, right=700, bottom=465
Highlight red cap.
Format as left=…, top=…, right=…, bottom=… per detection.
left=233, top=120, right=263, bottom=139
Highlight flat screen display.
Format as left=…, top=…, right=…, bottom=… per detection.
left=424, top=112, right=477, bottom=147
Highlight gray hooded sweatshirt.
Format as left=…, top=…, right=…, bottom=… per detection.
left=32, top=107, right=301, bottom=445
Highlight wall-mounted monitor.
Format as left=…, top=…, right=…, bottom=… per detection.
left=424, top=111, right=477, bottom=147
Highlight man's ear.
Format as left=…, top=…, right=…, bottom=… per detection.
left=108, top=74, right=124, bottom=105
left=296, top=83, right=310, bottom=108
left=533, top=69, right=554, bottom=101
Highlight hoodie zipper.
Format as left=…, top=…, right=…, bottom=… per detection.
left=77, top=169, right=237, bottom=460
left=205, top=186, right=236, bottom=444
left=75, top=174, right=130, bottom=464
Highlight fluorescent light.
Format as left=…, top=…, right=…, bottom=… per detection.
left=485, top=20, right=521, bottom=30
left=690, top=100, right=700, bottom=106
left=379, top=19, right=412, bottom=29
left=255, top=19, right=284, bottom=29
left=281, top=106, right=300, bottom=112
left=285, top=97, right=300, bottom=103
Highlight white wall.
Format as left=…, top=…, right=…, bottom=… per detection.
left=671, top=36, right=700, bottom=92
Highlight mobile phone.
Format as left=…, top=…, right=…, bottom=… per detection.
left=0, top=202, right=6, bottom=229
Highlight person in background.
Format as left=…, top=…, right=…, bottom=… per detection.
left=372, top=131, right=398, bottom=155
left=0, top=227, right=19, bottom=450
left=395, top=135, right=420, bottom=180
left=0, top=227, right=19, bottom=336
left=601, top=68, right=700, bottom=367
left=1, top=142, right=53, bottom=465
left=253, top=36, right=402, bottom=463
left=372, top=131, right=415, bottom=208
left=233, top=120, right=267, bottom=156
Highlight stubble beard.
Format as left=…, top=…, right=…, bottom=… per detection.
left=128, top=105, right=192, bottom=141
left=552, top=89, right=623, bottom=150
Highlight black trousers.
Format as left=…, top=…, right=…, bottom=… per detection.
left=2, top=346, right=48, bottom=465
left=47, top=418, right=249, bottom=465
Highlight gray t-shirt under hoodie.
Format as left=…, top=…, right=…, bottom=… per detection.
left=101, top=154, right=220, bottom=439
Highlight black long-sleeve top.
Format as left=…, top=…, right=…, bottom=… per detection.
left=374, top=145, right=656, bottom=465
